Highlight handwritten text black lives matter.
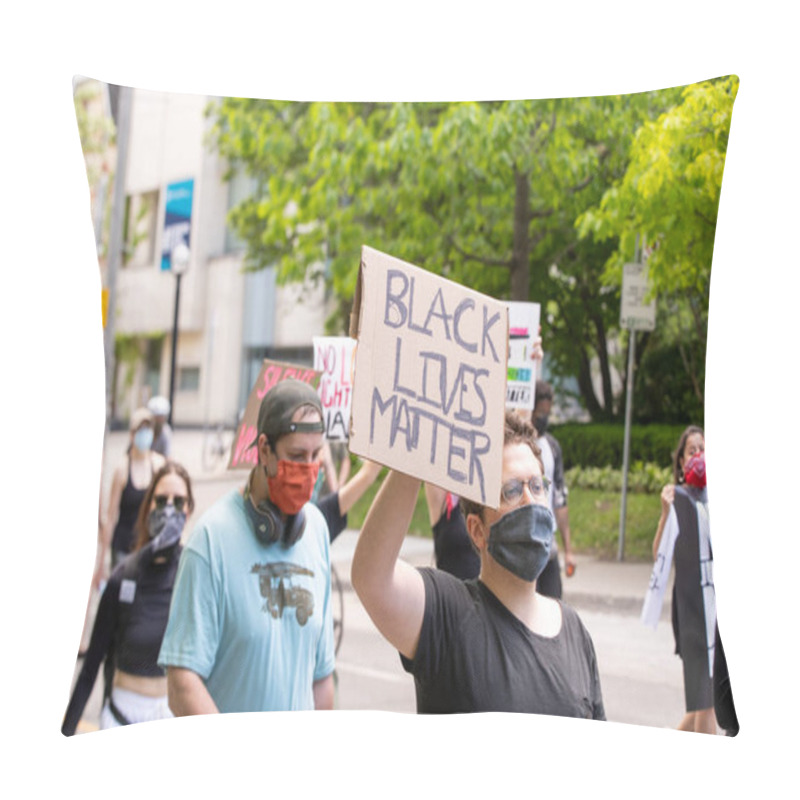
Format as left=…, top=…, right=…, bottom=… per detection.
left=368, top=269, right=504, bottom=504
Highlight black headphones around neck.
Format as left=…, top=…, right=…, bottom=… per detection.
left=243, top=472, right=306, bottom=547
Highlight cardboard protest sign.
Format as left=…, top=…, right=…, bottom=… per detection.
left=228, top=359, right=322, bottom=470
left=313, top=336, right=357, bottom=441
left=349, top=246, right=508, bottom=508
left=505, top=301, right=541, bottom=410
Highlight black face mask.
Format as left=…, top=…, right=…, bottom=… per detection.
left=487, top=503, right=554, bottom=582
left=146, top=506, right=186, bottom=555
left=532, top=414, right=549, bottom=436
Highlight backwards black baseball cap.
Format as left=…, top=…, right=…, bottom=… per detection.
left=250, top=379, right=324, bottom=450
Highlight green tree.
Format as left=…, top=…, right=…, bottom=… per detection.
left=578, top=76, right=739, bottom=414
left=209, top=89, right=698, bottom=419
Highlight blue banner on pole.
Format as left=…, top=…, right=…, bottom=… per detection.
left=161, top=178, right=194, bottom=271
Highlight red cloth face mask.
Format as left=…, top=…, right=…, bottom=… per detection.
left=683, top=452, right=706, bottom=489
left=266, top=459, right=320, bottom=515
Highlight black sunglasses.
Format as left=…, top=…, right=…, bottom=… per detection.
left=500, top=476, right=550, bottom=506
left=154, top=494, right=188, bottom=513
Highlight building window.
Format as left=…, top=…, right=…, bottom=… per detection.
left=123, top=189, right=159, bottom=266
left=178, top=366, right=200, bottom=392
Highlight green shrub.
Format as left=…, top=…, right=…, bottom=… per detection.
left=565, top=462, right=672, bottom=494
left=551, top=423, right=688, bottom=470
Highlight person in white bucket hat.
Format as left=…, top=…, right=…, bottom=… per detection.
left=147, top=395, right=172, bottom=458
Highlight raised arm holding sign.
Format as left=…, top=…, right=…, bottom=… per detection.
left=350, top=246, right=605, bottom=718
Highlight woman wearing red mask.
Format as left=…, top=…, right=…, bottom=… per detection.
left=648, top=425, right=719, bottom=734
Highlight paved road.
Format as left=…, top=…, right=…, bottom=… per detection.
left=66, top=429, right=690, bottom=733
left=71, top=550, right=683, bottom=731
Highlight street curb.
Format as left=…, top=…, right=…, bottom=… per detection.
left=565, top=592, right=668, bottom=619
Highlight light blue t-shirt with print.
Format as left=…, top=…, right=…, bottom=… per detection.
left=158, top=489, right=335, bottom=713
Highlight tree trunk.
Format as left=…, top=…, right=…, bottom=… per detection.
left=510, top=171, right=531, bottom=300
left=577, top=350, right=605, bottom=420
left=590, top=310, right=616, bottom=418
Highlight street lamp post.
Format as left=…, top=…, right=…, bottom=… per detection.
left=167, top=242, right=190, bottom=428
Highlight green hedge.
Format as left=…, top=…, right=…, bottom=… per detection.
left=565, top=463, right=672, bottom=494
left=550, top=423, right=688, bottom=470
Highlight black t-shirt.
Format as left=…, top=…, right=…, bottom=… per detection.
left=432, top=503, right=480, bottom=581
left=316, top=491, right=346, bottom=543
left=401, top=568, right=605, bottom=719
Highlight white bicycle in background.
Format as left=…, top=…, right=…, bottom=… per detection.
left=201, top=414, right=239, bottom=473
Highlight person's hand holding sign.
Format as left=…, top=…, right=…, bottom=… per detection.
left=530, top=331, right=543, bottom=366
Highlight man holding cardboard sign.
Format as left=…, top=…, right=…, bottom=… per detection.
left=352, top=409, right=605, bottom=717
left=350, top=247, right=604, bottom=717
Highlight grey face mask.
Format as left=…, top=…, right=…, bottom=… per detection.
left=487, top=503, right=554, bottom=582
left=147, top=506, right=187, bottom=554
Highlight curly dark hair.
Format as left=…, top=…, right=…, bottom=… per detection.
left=459, top=410, right=543, bottom=522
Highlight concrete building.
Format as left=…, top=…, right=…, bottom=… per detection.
left=77, top=80, right=332, bottom=428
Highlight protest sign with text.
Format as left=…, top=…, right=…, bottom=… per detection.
left=505, top=301, right=541, bottom=410
left=313, top=336, right=357, bottom=441
left=228, top=359, right=322, bottom=470
left=349, top=246, right=508, bottom=508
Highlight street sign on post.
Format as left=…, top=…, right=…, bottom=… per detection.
left=618, top=254, right=656, bottom=560
left=620, top=262, right=656, bottom=331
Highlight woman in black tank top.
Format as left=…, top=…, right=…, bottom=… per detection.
left=95, top=407, right=165, bottom=587
left=110, top=466, right=148, bottom=563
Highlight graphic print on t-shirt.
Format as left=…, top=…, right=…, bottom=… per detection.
left=250, top=562, right=315, bottom=625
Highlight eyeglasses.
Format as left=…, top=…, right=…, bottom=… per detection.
left=500, top=476, right=550, bottom=506
left=154, top=494, right=188, bottom=513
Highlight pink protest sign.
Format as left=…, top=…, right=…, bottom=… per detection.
left=227, top=359, right=322, bottom=470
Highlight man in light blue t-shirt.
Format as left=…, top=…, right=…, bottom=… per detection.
left=158, top=380, right=335, bottom=713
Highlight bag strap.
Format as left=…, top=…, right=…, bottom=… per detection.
left=108, top=696, right=132, bottom=726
